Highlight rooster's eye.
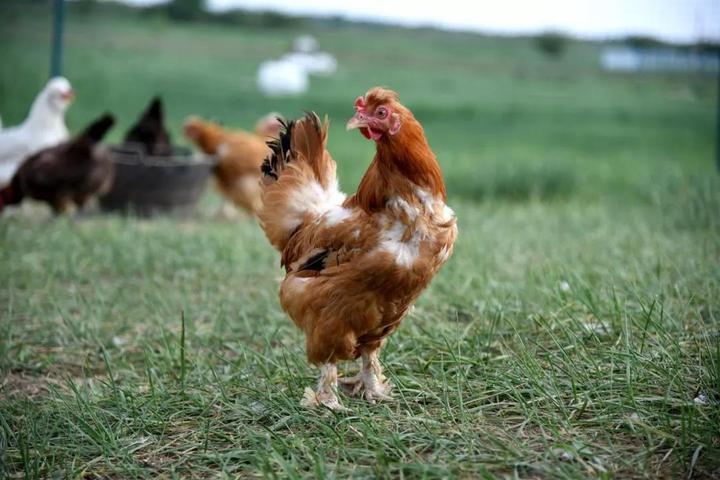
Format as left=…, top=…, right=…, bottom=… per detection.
left=376, top=108, right=387, bottom=119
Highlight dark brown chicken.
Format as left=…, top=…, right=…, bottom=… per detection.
left=0, top=114, right=116, bottom=214
left=124, top=96, right=172, bottom=156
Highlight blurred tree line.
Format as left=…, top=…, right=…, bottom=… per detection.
left=535, top=32, right=567, bottom=58
left=166, top=0, right=204, bottom=21
left=59, top=0, right=720, bottom=54
left=163, top=0, right=297, bottom=27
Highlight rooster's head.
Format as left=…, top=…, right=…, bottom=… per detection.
left=346, top=87, right=404, bottom=141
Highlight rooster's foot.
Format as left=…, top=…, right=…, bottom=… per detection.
left=338, top=373, right=363, bottom=396
left=300, top=386, right=346, bottom=411
left=338, top=366, right=392, bottom=403
left=300, top=363, right=346, bottom=411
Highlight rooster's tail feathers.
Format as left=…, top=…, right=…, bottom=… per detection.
left=261, top=112, right=331, bottom=186
left=258, top=112, right=341, bottom=252
left=261, top=116, right=293, bottom=183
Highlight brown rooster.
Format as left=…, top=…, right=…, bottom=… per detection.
left=0, top=114, right=115, bottom=214
left=258, top=88, right=457, bottom=409
left=183, top=116, right=278, bottom=215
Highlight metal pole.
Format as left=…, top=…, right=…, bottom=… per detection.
left=50, top=0, right=65, bottom=77
left=716, top=49, right=720, bottom=171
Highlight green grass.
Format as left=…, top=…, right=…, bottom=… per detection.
left=1, top=2, right=719, bottom=478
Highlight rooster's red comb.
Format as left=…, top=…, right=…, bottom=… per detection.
left=354, top=96, right=366, bottom=111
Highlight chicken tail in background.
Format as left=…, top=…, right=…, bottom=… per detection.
left=84, top=114, right=116, bottom=144
left=258, top=112, right=341, bottom=252
left=184, top=116, right=269, bottom=215
left=124, top=96, right=172, bottom=156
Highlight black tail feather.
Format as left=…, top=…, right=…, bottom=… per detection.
left=84, top=113, right=116, bottom=143
left=147, top=96, right=163, bottom=120
left=294, top=249, right=330, bottom=273
left=260, top=112, right=322, bottom=181
left=261, top=116, right=294, bottom=181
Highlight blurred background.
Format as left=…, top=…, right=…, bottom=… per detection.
left=2, top=3, right=719, bottom=477
left=0, top=0, right=717, bottom=205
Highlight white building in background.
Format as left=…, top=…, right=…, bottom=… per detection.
left=600, top=47, right=719, bottom=73
left=280, top=51, right=337, bottom=76
left=256, top=35, right=338, bottom=96
left=257, top=58, right=309, bottom=96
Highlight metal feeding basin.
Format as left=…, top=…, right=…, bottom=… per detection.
left=99, top=143, right=216, bottom=217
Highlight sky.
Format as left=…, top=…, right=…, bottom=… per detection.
left=118, top=0, right=720, bottom=43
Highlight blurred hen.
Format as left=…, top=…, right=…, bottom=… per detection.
left=124, top=97, right=172, bottom=156
left=0, top=114, right=115, bottom=214
left=0, top=77, right=74, bottom=187
left=183, top=115, right=282, bottom=215
left=258, top=88, right=457, bottom=409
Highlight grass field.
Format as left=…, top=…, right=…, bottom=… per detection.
left=1, top=1, right=719, bottom=478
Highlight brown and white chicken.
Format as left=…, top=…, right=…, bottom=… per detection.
left=258, top=88, right=457, bottom=409
left=184, top=115, right=282, bottom=215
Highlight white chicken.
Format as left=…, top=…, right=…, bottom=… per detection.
left=0, top=77, right=74, bottom=187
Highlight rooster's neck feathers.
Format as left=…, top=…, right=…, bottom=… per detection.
left=355, top=114, right=445, bottom=212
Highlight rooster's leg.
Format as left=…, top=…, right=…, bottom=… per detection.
left=339, top=350, right=392, bottom=402
left=338, top=370, right=363, bottom=396
left=300, top=363, right=345, bottom=410
left=360, top=349, right=393, bottom=402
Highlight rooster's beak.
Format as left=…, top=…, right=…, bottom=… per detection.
left=345, top=113, right=367, bottom=131
left=62, top=89, right=75, bottom=102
